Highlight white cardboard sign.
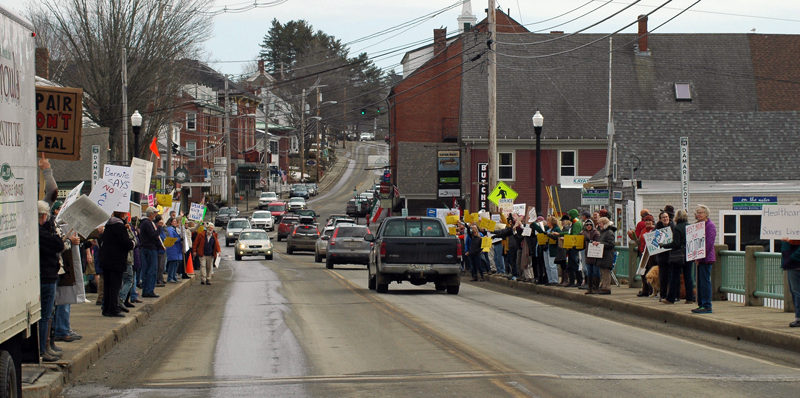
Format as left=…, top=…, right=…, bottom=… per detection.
left=587, top=243, right=604, bottom=258
left=130, top=157, right=153, bottom=195
left=188, top=203, right=205, bottom=221
left=56, top=181, right=85, bottom=224
left=58, top=195, right=110, bottom=238
left=686, top=221, right=706, bottom=261
left=761, top=205, right=800, bottom=240
left=643, top=227, right=673, bottom=256
left=102, top=165, right=132, bottom=211
left=88, top=178, right=128, bottom=215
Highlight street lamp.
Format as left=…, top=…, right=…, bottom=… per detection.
left=532, top=110, right=544, bottom=215
left=131, top=110, right=142, bottom=158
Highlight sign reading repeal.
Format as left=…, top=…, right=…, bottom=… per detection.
left=35, top=86, right=83, bottom=160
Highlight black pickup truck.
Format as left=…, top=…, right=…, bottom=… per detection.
left=364, top=216, right=462, bottom=294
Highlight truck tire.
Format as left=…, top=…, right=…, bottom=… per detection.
left=434, top=283, right=446, bottom=291
left=446, top=285, right=459, bottom=295
left=376, top=273, right=388, bottom=293
left=315, top=252, right=321, bottom=263
left=326, top=257, right=333, bottom=269
left=0, top=350, right=18, bottom=398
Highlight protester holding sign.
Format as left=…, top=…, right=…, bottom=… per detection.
left=543, top=216, right=562, bottom=286
left=780, top=238, right=800, bottom=328
left=582, top=219, right=601, bottom=294
left=165, top=218, right=183, bottom=283
left=692, top=205, right=716, bottom=314
left=138, top=208, right=161, bottom=298
left=634, top=215, right=656, bottom=298
left=659, top=210, right=690, bottom=304
left=97, top=212, right=134, bottom=317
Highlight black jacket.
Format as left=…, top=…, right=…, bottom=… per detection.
left=595, top=225, right=617, bottom=270
left=98, top=217, right=135, bottom=273
left=39, top=221, right=65, bottom=283
left=138, top=217, right=161, bottom=250
left=661, top=221, right=687, bottom=265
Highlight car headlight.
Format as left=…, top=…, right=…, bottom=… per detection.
left=228, top=232, right=233, bottom=237
left=238, top=243, right=245, bottom=249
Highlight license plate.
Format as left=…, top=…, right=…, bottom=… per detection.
left=250, top=245, right=262, bottom=249
left=408, top=264, right=432, bottom=271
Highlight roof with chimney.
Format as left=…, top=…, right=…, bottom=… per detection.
left=460, top=30, right=766, bottom=141
left=611, top=110, right=800, bottom=182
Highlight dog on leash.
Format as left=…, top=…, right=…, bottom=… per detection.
left=645, top=266, right=660, bottom=297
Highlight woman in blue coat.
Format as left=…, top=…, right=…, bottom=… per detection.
left=165, top=217, right=183, bottom=283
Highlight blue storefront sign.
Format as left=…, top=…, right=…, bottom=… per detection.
left=732, top=196, right=777, bottom=210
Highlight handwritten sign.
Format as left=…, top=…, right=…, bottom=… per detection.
left=147, top=193, right=155, bottom=207
left=686, top=222, right=706, bottom=261
left=481, top=236, right=492, bottom=252
left=522, top=227, right=532, bottom=237
left=130, top=157, right=153, bottom=195
left=761, top=205, right=800, bottom=240
left=58, top=195, right=110, bottom=238
left=445, top=215, right=460, bottom=225
left=513, top=203, right=526, bottom=217
left=587, top=242, right=604, bottom=258
left=643, top=227, right=673, bottom=255
left=55, top=181, right=84, bottom=224
left=129, top=202, right=142, bottom=220
left=35, top=86, right=83, bottom=160
left=157, top=194, right=173, bottom=207
left=498, top=198, right=513, bottom=216
left=188, top=203, right=205, bottom=221
left=88, top=178, right=128, bottom=215
left=103, top=165, right=132, bottom=211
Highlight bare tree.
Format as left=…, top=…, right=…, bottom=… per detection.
left=31, top=0, right=213, bottom=162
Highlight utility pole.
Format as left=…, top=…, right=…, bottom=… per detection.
left=167, top=125, right=172, bottom=190
left=224, top=78, right=232, bottom=203
left=487, top=0, right=498, bottom=190
left=121, top=47, right=128, bottom=164
left=605, top=37, right=614, bottom=212
left=316, top=87, right=322, bottom=182
left=300, top=88, right=306, bottom=183
left=263, top=90, right=270, bottom=190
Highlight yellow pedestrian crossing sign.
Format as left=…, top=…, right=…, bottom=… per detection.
left=488, top=182, right=518, bottom=205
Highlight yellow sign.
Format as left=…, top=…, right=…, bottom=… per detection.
left=445, top=215, right=460, bottom=225
left=481, top=237, right=492, bottom=252
left=156, top=194, right=173, bottom=207
left=487, top=182, right=518, bottom=205
left=537, top=233, right=549, bottom=245
left=163, top=237, right=178, bottom=247
left=479, top=218, right=496, bottom=231
left=448, top=227, right=457, bottom=236
left=562, top=235, right=585, bottom=249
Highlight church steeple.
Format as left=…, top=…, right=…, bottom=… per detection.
left=457, top=0, right=477, bottom=33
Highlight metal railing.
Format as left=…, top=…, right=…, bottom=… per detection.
left=719, top=250, right=746, bottom=295
left=614, top=246, right=631, bottom=279
left=754, top=252, right=784, bottom=300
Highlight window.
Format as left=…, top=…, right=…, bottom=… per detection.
left=186, top=113, right=197, bottom=130
left=269, top=140, right=278, bottom=154
left=719, top=211, right=778, bottom=252
left=674, top=83, right=692, bottom=101
left=186, top=140, right=196, bottom=157
left=560, top=150, right=576, bottom=177
left=499, top=152, right=514, bottom=180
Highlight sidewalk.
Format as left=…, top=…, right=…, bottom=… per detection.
left=22, top=277, right=194, bottom=398
left=482, top=274, right=800, bottom=353
left=315, top=142, right=351, bottom=195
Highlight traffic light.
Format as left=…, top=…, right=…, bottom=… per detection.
left=360, top=108, right=366, bottom=115
left=171, top=143, right=179, bottom=154
left=376, top=108, right=381, bottom=114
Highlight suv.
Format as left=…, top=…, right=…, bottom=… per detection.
left=225, top=218, right=251, bottom=246
left=290, top=184, right=309, bottom=199
left=258, top=192, right=278, bottom=209
left=305, top=183, right=318, bottom=196
left=276, top=216, right=299, bottom=241
left=287, top=197, right=306, bottom=211
left=249, top=210, right=274, bottom=231
left=215, top=206, right=240, bottom=227
left=286, top=223, right=319, bottom=254
left=325, top=224, right=371, bottom=269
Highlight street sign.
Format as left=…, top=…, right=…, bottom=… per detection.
left=680, top=136, right=689, bottom=211
left=306, top=159, right=317, bottom=166
left=581, top=189, right=609, bottom=205
left=487, top=182, right=518, bottom=205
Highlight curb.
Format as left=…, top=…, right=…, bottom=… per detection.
left=22, top=276, right=194, bottom=398
left=483, top=274, right=800, bottom=354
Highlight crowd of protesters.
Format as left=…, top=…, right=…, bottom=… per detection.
left=36, top=156, right=221, bottom=362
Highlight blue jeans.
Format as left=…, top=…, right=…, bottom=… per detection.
left=130, top=270, right=139, bottom=300
left=141, top=249, right=158, bottom=295
left=544, top=253, right=559, bottom=284
left=492, top=244, right=506, bottom=274
left=585, top=263, right=600, bottom=279
left=787, top=269, right=800, bottom=320
left=39, top=282, right=57, bottom=353
left=505, top=250, right=518, bottom=277
left=119, top=264, right=134, bottom=303
left=697, top=262, right=713, bottom=309
left=167, top=260, right=181, bottom=282
left=53, top=304, right=71, bottom=338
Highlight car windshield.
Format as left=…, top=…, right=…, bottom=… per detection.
left=336, top=226, right=368, bottom=238
left=268, top=204, right=285, bottom=211
left=252, top=213, right=270, bottom=219
left=240, top=231, right=268, bottom=240
left=260, top=193, right=269, bottom=198
left=296, top=209, right=314, bottom=216
left=382, top=219, right=444, bottom=237
left=322, top=229, right=334, bottom=237
left=220, top=208, right=237, bottom=214
left=228, top=220, right=250, bottom=229
left=295, top=225, right=318, bottom=235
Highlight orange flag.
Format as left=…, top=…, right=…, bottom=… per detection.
left=149, top=137, right=160, bottom=159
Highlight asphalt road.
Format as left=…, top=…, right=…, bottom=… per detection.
left=64, top=142, right=800, bottom=397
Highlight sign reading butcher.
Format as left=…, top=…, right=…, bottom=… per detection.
left=35, top=86, right=83, bottom=160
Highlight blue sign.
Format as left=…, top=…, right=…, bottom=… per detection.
left=426, top=208, right=437, bottom=217
left=733, top=196, right=777, bottom=210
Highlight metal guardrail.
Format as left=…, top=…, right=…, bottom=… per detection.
left=719, top=250, right=746, bottom=295
left=754, top=252, right=784, bottom=300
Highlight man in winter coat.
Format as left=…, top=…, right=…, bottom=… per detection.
left=139, top=208, right=162, bottom=297
left=593, top=217, right=616, bottom=294
left=98, top=212, right=135, bottom=316
left=192, top=223, right=221, bottom=285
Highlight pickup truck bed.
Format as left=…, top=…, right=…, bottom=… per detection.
left=366, top=217, right=461, bottom=294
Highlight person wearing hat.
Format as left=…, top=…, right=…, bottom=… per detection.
left=38, top=200, right=65, bottom=361
left=138, top=207, right=161, bottom=298
left=192, top=222, right=220, bottom=285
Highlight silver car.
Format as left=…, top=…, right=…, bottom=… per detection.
left=315, top=226, right=336, bottom=263
left=235, top=229, right=274, bottom=261
left=326, top=224, right=372, bottom=269
left=249, top=210, right=274, bottom=231
left=287, top=197, right=306, bottom=211
left=225, top=218, right=251, bottom=246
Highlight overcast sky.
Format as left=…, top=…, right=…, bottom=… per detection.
left=4, top=0, right=800, bottom=76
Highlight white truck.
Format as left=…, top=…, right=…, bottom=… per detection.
left=1, top=7, right=42, bottom=397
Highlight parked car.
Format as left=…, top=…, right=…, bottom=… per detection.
left=365, top=216, right=461, bottom=294
left=325, top=224, right=372, bottom=269
left=360, top=192, right=374, bottom=201
left=225, top=218, right=251, bottom=246
left=286, top=223, right=319, bottom=254
left=315, top=226, right=336, bottom=262
left=266, top=201, right=287, bottom=222
left=359, top=132, right=373, bottom=141
left=235, top=229, right=273, bottom=261
left=215, top=206, right=240, bottom=227
left=258, top=192, right=278, bottom=208
left=249, top=210, right=274, bottom=231
left=290, top=184, right=309, bottom=199
left=305, top=183, right=318, bottom=196
left=288, top=197, right=307, bottom=211
left=276, top=216, right=300, bottom=241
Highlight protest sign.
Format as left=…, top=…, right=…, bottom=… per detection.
left=130, top=157, right=153, bottom=195
left=170, top=202, right=181, bottom=216
left=636, top=248, right=650, bottom=276
left=513, top=203, right=526, bottom=217
left=643, top=227, right=673, bottom=255
left=522, top=227, right=532, bottom=237
left=163, top=237, right=178, bottom=247
left=188, top=203, right=205, bottom=221
left=448, top=227, right=457, bottom=236
left=481, top=237, right=492, bottom=252
left=129, top=202, right=142, bottom=220
left=587, top=242, right=604, bottom=259
left=183, top=229, right=192, bottom=252
left=89, top=178, right=128, bottom=215
left=760, top=205, right=800, bottom=240
left=491, top=214, right=501, bottom=223
left=527, top=207, right=537, bottom=223
left=56, top=182, right=85, bottom=224
left=147, top=193, right=155, bottom=207
left=103, top=165, right=132, bottom=211
left=537, top=233, right=548, bottom=245
left=58, top=195, right=110, bottom=238
left=562, top=235, right=585, bottom=249
left=157, top=193, right=173, bottom=207
left=445, top=215, right=460, bottom=225
left=686, top=222, right=706, bottom=261
left=498, top=198, right=513, bottom=215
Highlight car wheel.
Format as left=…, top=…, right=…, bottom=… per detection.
left=235, top=254, right=241, bottom=261
left=368, top=273, right=376, bottom=290
left=446, top=285, right=460, bottom=295
left=265, top=255, right=272, bottom=260
left=435, top=282, right=446, bottom=291
left=375, top=272, right=388, bottom=293
left=287, top=246, right=294, bottom=254
left=315, top=252, right=321, bottom=263
left=325, top=257, right=333, bottom=269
